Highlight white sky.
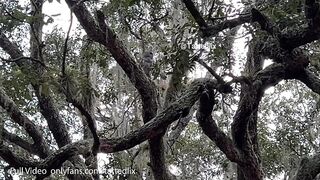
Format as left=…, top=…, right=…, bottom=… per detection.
left=43, top=1, right=77, bottom=33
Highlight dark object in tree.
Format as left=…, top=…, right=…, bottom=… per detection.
left=141, top=51, right=154, bottom=77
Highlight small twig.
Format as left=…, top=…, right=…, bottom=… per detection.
left=123, top=17, right=142, bottom=40
left=121, top=94, right=139, bottom=121
left=195, top=58, right=234, bottom=93
left=61, top=9, right=73, bottom=76
left=207, top=0, right=216, bottom=19
left=195, top=58, right=225, bottom=84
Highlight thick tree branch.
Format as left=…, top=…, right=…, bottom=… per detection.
left=252, top=6, right=320, bottom=50
left=230, top=64, right=285, bottom=180
left=64, top=1, right=163, bottom=178
left=0, top=144, right=38, bottom=168
left=230, top=42, right=314, bottom=178
left=251, top=8, right=280, bottom=37
left=279, top=27, right=320, bottom=50
left=293, top=153, right=320, bottom=180
left=201, top=14, right=252, bottom=37
left=304, top=0, right=320, bottom=22
left=196, top=88, right=240, bottom=163
left=296, top=69, right=320, bottom=95
left=233, top=65, right=285, bottom=138
left=258, top=36, right=309, bottom=69
left=35, top=145, right=80, bottom=179
left=44, top=79, right=222, bottom=156
left=99, top=78, right=218, bottom=152
left=0, top=87, right=50, bottom=158
left=29, top=0, right=73, bottom=148
left=182, top=0, right=208, bottom=28
left=64, top=0, right=157, bottom=124
left=3, top=130, right=40, bottom=157
left=34, top=86, right=72, bottom=147
left=0, top=143, right=79, bottom=179
left=0, top=31, right=72, bottom=148
left=0, top=32, right=23, bottom=61
left=167, top=107, right=194, bottom=148
left=1, top=19, right=91, bottom=180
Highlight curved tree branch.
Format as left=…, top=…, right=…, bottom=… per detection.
left=0, top=143, right=79, bottom=179
left=0, top=87, right=50, bottom=158
left=293, top=153, right=320, bottom=180
left=0, top=12, right=92, bottom=180
left=3, top=129, right=40, bottom=157
left=64, top=1, right=163, bottom=178
left=196, top=88, right=240, bottom=163
left=252, top=6, right=320, bottom=50
left=0, top=31, right=71, bottom=148
left=0, top=144, right=38, bottom=168
left=66, top=97, right=100, bottom=155
left=201, top=14, right=252, bottom=37
left=40, top=78, right=220, bottom=156
left=296, top=69, right=320, bottom=95
left=64, top=1, right=158, bottom=122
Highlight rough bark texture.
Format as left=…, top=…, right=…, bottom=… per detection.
left=183, top=1, right=320, bottom=179
left=0, top=78, right=221, bottom=179
left=196, top=89, right=240, bottom=163
left=293, top=154, right=320, bottom=180
left=63, top=1, right=166, bottom=178
left=0, top=87, right=50, bottom=158
left=0, top=1, right=93, bottom=179
left=0, top=0, right=320, bottom=179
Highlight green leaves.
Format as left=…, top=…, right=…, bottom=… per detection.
left=0, top=8, right=27, bottom=31
left=126, top=0, right=140, bottom=6
left=1, top=67, right=33, bottom=107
